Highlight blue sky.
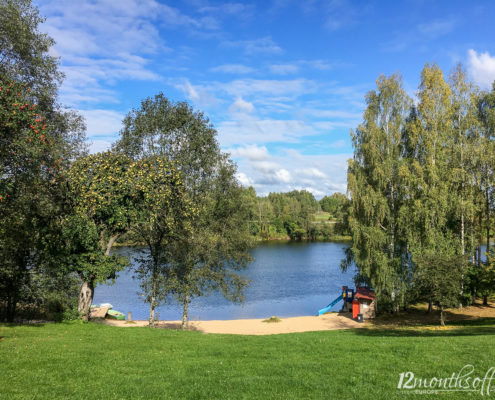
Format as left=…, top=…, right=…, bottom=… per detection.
left=35, top=0, right=495, bottom=197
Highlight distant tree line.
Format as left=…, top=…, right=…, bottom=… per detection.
left=241, top=189, right=350, bottom=241
left=344, top=64, right=495, bottom=324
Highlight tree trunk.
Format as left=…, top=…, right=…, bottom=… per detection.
left=105, top=234, right=120, bottom=256
left=486, top=190, right=490, bottom=255
left=78, top=278, right=95, bottom=320
left=483, top=295, right=488, bottom=306
left=148, top=261, right=158, bottom=328
left=182, top=294, right=190, bottom=330
left=149, top=297, right=156, bottom=328
left=6, top=291, right=17, bottom=323
left=440, top=306, right=445, bottom=326
left=427, top=300, right=433, bottom=313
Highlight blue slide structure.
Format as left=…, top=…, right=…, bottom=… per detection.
left=317, top=294, right=343, bottom=316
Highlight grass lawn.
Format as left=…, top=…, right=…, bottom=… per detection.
left=1, top=321, right=495, bottom=399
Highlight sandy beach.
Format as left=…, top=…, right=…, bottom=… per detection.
left=97, top=313, right=364, bottom=335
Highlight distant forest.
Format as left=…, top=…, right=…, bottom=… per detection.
left=240, top=189, right=350, bottom=241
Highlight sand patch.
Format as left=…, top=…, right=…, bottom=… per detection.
left=97, top=313, right=364, bottom=335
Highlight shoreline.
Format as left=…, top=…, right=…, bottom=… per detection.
left=95, top=313, right=364, bottom=335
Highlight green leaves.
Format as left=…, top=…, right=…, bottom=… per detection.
left=347, top=63, right=495, bottom=312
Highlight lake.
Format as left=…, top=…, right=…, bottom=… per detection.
left=93, top=241, right=355, bottom=321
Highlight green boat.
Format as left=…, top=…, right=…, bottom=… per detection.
left=106, top=309, right=125, bottom=320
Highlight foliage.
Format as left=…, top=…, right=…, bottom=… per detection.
left=0, top=0, right=61, bottom=110
left=116, top=93, right=252, bottom=327
left=126, top=156, right=195, bottom=326
left=0, top=79, right=62, bottom=321
left=345, top=74, right=412, bottom=309
left=345, top=63, right=495, bottom=313
left=319, top=193, right=348, bottom=217
left=413, top=254, right=466, bottom=325
left=243, top=188, right=347, bottom=241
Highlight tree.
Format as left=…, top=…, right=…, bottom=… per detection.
left=344, top=74, right=412, bottom=311
left=476, top=83, right=495, bottom=304
left=115, top=93, right=253, bottom=328
left=414, top=253, right=465, bottom=326
left=166, top=159, right=252, bottom=328
left=0, top=0, right=85, bottom=321
left=65, top=152, right=136, bottom=318
left=127, top=156, right=194, bottom=327
left=0, top=0, right=86, bottom=160
left=0, top=0, right=61, bottom=111
left=320, top=193, right=347, bottom=217
left=0, top=79, right=61, bottom=321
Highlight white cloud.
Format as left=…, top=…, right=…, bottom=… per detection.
left=89, top=139, right=112, bottom=154
left=174, top=79, right=218, bottom=107
left=275, top=169, right=292, bottom=183
left=229, top=145, right=270, bottom=161
left=38, top=0, right=224, bottom=106
left=221, top=78, right=316, bottom=97
left=79, top=109, right=124, bottom=137
left=218, top=117, right=317, bottom=146
left=269, top=64, right=300, bottom=75
left=236, top=172, right=254, bottom=186
left=417, top=19, right=456, bottom=38
left=210, top=64, right=255, bottom=74
left=468, top=49, right=495, bottom=89
left=229, top=97, right=255, bottom=114
left=228, top=144, right=350, bottom=197
left=223, top=37, right=283, bottom=55
left=297, top=168, right=327, bottom=179
left=384, top=18, right=456, bottom=52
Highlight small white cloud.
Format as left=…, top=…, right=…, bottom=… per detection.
left=183, top=80, right=200, bottom=101
left=417, top=19, right=456, bottom=38
left=298, top=168, right=327, bottom=179
left=468, top=49, right=495, bottom=88
left=275, top=169, right=291, bottom=183
left=80, top=109, right=124, bottom=137
left=269, top=64, right=300, bottom=75
left=230, top=145, right=270, bottom=161
left=174, top=79, right=217, bottom=106
left=223, top=37, right=283, bottom=55
left=236, top=172, right=254, bottom=187
left=210, top=64, right=254, bottom=74
left=88, top=139, right=112, bottom=154
left=229, top=97, right=255, bottom=114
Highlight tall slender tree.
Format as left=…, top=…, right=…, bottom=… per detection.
left=115, top=94, right=252, bottom=327
left=345, top=74, right=412, bottom=310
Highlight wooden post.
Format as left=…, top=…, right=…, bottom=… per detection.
left=127, top=311, right=132, bottom=321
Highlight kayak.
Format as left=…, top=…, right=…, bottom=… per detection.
left=106, top=309, right=125, bottom=320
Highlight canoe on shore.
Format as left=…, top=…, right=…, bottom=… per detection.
left=106, top=309, right=125, bottom=320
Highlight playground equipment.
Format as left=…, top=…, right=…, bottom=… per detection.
left=317, top=286, right=376, bottom=321
left=317, top=286, right=354, bottom=316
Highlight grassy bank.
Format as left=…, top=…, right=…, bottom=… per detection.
left=1, top=321, right=494, bottom=399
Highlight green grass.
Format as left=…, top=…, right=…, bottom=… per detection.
left=1, top=322, right=494, bottom=399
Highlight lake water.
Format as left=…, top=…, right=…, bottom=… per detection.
left=93, top=241, right=355, bottom=321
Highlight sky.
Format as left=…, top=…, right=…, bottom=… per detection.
left=35, top=0, right=495, bottom=198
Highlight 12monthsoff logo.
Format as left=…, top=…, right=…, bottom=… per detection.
left=397, top=365, right=495, bottom=396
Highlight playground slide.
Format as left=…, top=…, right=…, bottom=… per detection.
left=317, top=294, right=343, bottom=316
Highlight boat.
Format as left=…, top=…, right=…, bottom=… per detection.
left=106, top=309, right=125, bottom=320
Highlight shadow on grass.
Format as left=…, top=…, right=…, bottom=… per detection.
left=0, top=322, right=47, bottom=328
left=354, top=325, right=495, bottom=337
